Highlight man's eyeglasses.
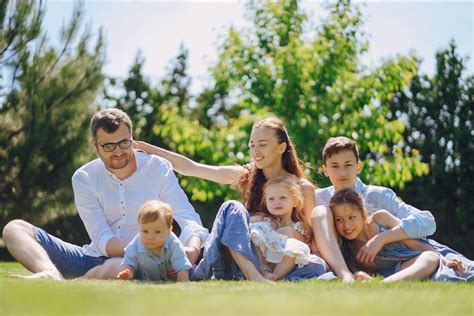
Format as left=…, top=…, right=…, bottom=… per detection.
left=96, top=138, right=132, bottom=152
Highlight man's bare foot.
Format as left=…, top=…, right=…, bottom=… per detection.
left=11, top=270, right=64, bottom=281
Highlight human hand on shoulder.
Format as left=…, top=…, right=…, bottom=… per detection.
left=132, top=140, right=156, bottom=154
left=132, top=140, right=144, bottom=152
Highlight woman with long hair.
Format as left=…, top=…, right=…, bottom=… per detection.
left=135, top=117, right=330, bottom=281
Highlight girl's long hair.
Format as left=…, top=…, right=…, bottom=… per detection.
left=260, top=175, right=313, bottom=243
left=329, top=188, right=368, bottom=273
left=238, top=117, right=306, bottom=214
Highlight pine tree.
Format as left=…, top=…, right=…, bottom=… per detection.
left=391, top=41, right=474, bottom=257
left=0, top=1, right=105, bottom=226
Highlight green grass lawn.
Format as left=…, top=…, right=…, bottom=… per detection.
left=1, top=262, right=473, bottom=316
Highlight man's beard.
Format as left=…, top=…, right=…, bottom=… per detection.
left=106, top=152, right=131, bottom=170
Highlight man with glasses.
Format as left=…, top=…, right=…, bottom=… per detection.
left=2, top=108, right=208, bottom=280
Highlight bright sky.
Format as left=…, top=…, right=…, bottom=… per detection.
left=43, top=1, right=473, bottom=94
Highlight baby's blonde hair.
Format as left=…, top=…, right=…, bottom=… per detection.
left=137, top=200, right=173, bottom=227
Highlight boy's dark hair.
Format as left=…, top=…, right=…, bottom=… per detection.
left=322, top=136, right=360, bottom=165
left=90, top=108, right=132, bottom=139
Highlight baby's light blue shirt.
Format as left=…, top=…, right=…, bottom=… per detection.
left=122, top=232, right=192, bottom=281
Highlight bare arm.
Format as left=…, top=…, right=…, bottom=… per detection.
left=402, top=239, right=434, bottom=252
left=229, top=249, right=267, bottom=281
left=369, top=210, right=410, bottom=245
left=276, top=226, right=305, bottom=243
left=371, top=211, right=434, bottom=252
left=105, top=237, right=126, bottom=257
left=117, top=265, right=135, bottom=280
left=269, top=256, right=296, bottom=280
left=300, top=180, right=316, bottom=224
left=255, top=247, right=267, bottom=275
left=371, top=210, right=433, bottom=251
left=312, top=206, right=354, bottom=282
left=183, top=236, right=202, bottom=265
left=357, top=210, right=412, bottom=264
left=134, top=141, right=244, bottom=185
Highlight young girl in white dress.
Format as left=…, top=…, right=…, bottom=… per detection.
left=250, top=175, right=319, bottom=280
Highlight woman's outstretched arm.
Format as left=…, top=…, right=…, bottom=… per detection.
left=134, top=140, right=245, bottom=185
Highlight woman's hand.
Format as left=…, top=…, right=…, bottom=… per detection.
left=132, top=140, right=147, bottom=152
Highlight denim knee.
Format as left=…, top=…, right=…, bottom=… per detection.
left=219, top=200, right=246, bottom=213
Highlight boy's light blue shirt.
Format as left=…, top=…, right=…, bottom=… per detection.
left=316, top=178, right=436, bottom=239
left=122, top=232, right=192, bottom=281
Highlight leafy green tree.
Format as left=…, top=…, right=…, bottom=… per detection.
left=102, top=45, right=193, bottom=147
left=0, top=1, right=105, bottom=227
left=101, top=51, right=160, bottom=145
left=198, top=0, right=428, bottom=188
left=101, top=0, right=432, bottom=228
left=158, top=44, right=192, bottom=115
left=391, top=41, right=474, bottom=257
left=129, top=0, right=429, bottom=228
left=101, top=48, right=252, bottom=225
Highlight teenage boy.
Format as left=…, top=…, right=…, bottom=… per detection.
left=312, top=136, right=440, bottom=281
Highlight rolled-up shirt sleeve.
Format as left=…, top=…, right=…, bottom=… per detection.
left=169, top=234, right=193, bottom=272
left=122, top=236, right=139, bottom=269
left=365, top=188, right=436, bottom=239
left=72, top=170, right=114, bottom=256
left=399, top=210, right=436, bottom=239
left=158, top=161, right=209, bottom=246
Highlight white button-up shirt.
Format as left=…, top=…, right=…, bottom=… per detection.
left=72, top=151, right=209, bottom=257
left=316, top=178, right=436, bottom=239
